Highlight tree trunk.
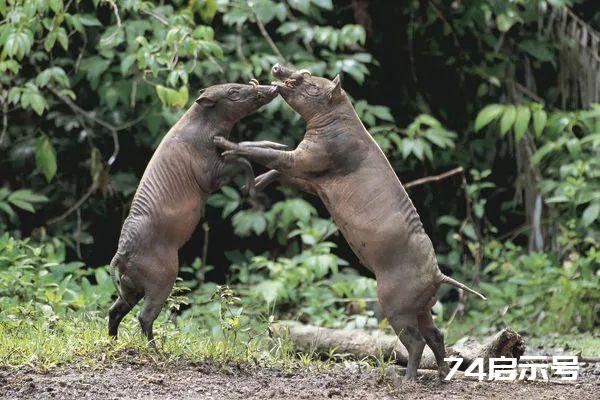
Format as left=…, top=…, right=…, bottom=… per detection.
left=270, top=321, right=525, bottom=370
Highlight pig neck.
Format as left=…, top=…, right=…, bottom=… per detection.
left=305, top=98, right=365, bottom=139
left=307, top=96, right=427, bottom=238
left=175, top=103, right=236, bottom=153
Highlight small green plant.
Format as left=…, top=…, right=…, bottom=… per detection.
left=464, top=240, right=600, bottom=334
left=0, top=234, right=113, bottom=321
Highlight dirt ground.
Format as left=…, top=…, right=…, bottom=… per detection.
left=1, top=361, right=599, bottom=400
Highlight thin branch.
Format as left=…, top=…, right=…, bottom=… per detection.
left=202, top=222, right=210, bottom=268
left=404, top=166, right=464, bottom=189
left=103, top=0, right=122, bottom=44
left=461, top=172, right=484, bottom=286
left=46, top=86, right=147, bottom=225
left=75, top=208, right=82, bottom=259
left=49, top=86, right=117, bottom=132
left=252, top=11, right=286, bottom=62
left=108, top=129, right=120, bottom=166
left=105, top=0, right=122, bottom=28
left=139, top=8, right=168, bottom=26
left=47, top=180, right=99, bottom=225
left=515, top=81, right=545, bottom=103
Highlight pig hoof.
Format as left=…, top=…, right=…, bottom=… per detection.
left=438, top=365, right=450, bottom=381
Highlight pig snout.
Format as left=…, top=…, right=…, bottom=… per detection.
left=272, top=63, right=294, bottom=79
left=255, top=84, right=278, bottom=103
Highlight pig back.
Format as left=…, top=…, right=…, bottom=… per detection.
left=117, top=137, right=207, bottom=259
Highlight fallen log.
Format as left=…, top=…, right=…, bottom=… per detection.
left=271, top=321, right=525, bottom=370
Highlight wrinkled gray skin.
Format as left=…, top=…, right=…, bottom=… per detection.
left=214, top=65, right=486, bottom=381
left=108, top=83, right=278, bottom=343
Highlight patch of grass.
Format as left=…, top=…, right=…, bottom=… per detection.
left=528, top=333, right=600, bottom=358
left=0, top=312, right=325, bottom=372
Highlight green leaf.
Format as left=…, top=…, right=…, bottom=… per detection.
left=9, top=199, right=35, bottom=213
left=28, top=93, right=46, bottom=115
left=499, top=105, right=516, bottom=136
left=496, top=13, right=516, bottom=32
left=222, top=201, right=239, bottom=218
left=514, top=106, right=531, bottom=142
left=475, top=104, right=503, bottom=131
left=8, top=189, right=48, bottom=203
left=199, top=0, right=218, bottom=21
left=79, top=56, right=111, bottom=83
left=254, top=280, right=283, bottom=304
left=36, top=136, right=58, bottom=182
left=155, top=85, right=189, bottom=108
left=462, top=223, right=477, bottom=241
left=221, top=186, right=241, bottom=201
left=120, top=53, right=136, bottom=75
left=371, top=106, right=394, bottom=122
left=57, top=27, right=68, bottom=50
left=233, top=211, right=267, bottom=236
left=531, top=142, right=556, bottom=165
left=0, top=202, right=16, bottom=219
left=8, top=190, right=47, bottom=213
left=79, top=15, right=102, bottom=26
left=582, top=203, right=599, bottom=227
left=518, top=40, right=555, bottom=63
left=312, top=0, right=333, bottom=10
left=49, top=0, right=63, bottom=14
left=44, top=31, right=57, bottom=52
left=438, top=215, right=460, bottom=226
left=532, top=109, right=547, bottom=137
left=288, top=0, right=311, bottom=14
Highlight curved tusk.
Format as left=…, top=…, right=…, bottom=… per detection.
left=297, top=69, right=311, bottom=76
left=249, top=78, right=259, bottom=87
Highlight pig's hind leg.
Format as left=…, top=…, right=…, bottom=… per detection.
left=387, top=313, right=426, bottom=381
left=136, top=251, right=178, bottom=344
left=108, top=287, right=142, bottom=338
left=417, top=310, right=450, bottom=380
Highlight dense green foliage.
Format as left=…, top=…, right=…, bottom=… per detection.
left=1, top=0, right=598, bottom=366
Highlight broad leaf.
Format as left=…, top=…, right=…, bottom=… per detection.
left=499, top=105, right=516, bottom=136
left=35, top=136, right=57, bottom=182
left=475, top=104, right=504, bottom=131
left=514, top=106, right=531, bottom=142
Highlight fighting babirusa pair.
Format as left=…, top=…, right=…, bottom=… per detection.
left=108, top=65, right=486, bottom=382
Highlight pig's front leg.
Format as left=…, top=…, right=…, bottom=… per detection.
left=216, top=155, right=256, bottom=198
left=254, top=170, right=317, bottom=195
left=213, top=136, right=330, bottom=180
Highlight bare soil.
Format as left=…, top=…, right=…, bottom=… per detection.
left=1, top=361, right=598, bottom=400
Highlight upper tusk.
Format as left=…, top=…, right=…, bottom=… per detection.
left=297, top=69, right=311, bottom=76
left=249, top=78, right=259, bottom=87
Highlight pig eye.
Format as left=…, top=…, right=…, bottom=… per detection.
left=227, top=88, right=241, bottom=101
left=305, top=84, right=320, bottom=97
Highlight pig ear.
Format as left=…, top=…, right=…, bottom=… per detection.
left=329, top=75, right=342, bottom=100
left=195, top=91, right=216, bottom=108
